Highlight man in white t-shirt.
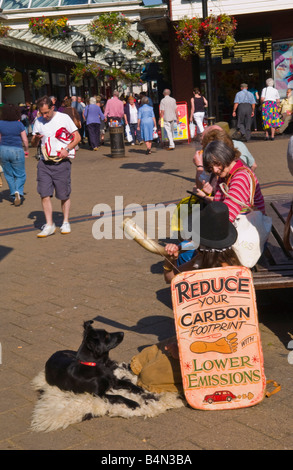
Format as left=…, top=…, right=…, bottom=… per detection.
left=32, top=95, right=81, bottom=238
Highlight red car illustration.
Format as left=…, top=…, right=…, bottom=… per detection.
left=204, top=390, right=236, bottom=404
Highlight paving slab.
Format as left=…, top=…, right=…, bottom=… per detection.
left=0, top=132, right=293, bottom=452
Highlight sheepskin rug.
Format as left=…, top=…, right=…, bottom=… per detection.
left=31, top=365, right=185, bottom=432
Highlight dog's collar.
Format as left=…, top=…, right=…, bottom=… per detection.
left=78, top=361, right=96, bottom=367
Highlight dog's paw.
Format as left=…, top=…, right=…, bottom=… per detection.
left=142, top=393, right=158, bottom=403
left=124, top=398, right=140, bottom=409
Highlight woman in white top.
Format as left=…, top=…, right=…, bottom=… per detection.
left=190, top=88, right=208, bottom=137
left=261, top=78, right=283, bottom=141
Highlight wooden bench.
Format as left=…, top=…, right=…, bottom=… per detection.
left=253, top=193, right=293, bottom=290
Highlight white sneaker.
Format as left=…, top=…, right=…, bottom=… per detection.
left=14, top=191, right=21, bottom=206
left=60, top=222, right=71, bottom=234
left=37, top=223, right=56, bottom=238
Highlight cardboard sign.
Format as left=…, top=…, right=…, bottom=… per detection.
left=171, top=266, right=266, bottom=410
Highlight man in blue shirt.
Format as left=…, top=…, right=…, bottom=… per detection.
left=232, top=83, right=256, bottom=142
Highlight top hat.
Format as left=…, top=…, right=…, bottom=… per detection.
left=199, top=202, right=237, bottom=249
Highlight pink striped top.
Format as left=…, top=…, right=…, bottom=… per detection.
left=213, top=160, right=265, bottom=222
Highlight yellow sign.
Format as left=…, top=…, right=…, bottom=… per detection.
left=160, top=101, right=190, bottom=142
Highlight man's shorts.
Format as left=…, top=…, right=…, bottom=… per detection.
left=37, top=159, right=71, bottom=200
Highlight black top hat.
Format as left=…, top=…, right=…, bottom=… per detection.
left=199, top=202, right=237, bottom=249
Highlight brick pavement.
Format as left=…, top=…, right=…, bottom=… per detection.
left=0, top=133, right=293, bottom=451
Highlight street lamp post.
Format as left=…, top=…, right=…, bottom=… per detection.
left=202, top=0, right=215, bottom=124
left=104, top=51, right=125, bottom=68
left=104, top=51, right=125, bottom=91
left=72, top=38, right=100, bottom=64
left=124, top=58, right=141, bottom=93
left=72, top=37, right=101, bottom=95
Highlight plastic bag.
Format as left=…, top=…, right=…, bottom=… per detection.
left=189, top=122, right=196, bottom=139
left=125, top=124, right=133, bottom=142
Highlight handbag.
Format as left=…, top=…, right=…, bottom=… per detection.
left=125, top=124, right=133, bottom=143
left=219, top=167, right=272, bottom=268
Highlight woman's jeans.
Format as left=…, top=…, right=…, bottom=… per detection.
left=0, top=145, right=26, bottom=197
left=129, top=123, right=141, bottom=143
left=193, top=112, right=205, bottom=134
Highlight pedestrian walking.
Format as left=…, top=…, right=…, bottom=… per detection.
left=190, top=87, right=208, bottom=138
left=0, top=104, right=29, bottom=206
left=71, top=95, right=85, bottom=144
left=232, top=83, right=256, bottom=141
left=160, top=89, right=178, bottom=150
left=83, top=97, right=105, bottom=150
left=31, top=95, right=81, bottom=237
left=124, top=95, right=142, bottom=145
left=260, top=78, right=283, bottom=141
left=137, top=96, right=157, bottom=155
left=103, top=90, right=124, bottom=124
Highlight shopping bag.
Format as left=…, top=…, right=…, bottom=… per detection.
left=189, top=122, right=196, bottom=139
left=125, top=124, right=133, bottom=143
left=153, top=127, right=158, bottom=140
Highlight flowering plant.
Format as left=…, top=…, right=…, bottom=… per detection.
left=0, top=22, right=11, bottom=38
left=71, top=63, right=104, bottom=83
left=88, top=13, right=130, bottom=43
left=0, top=67, right=16, bottom=85
left=32, top=69, right=47, bottom=89
left=105, top=67, right=142, bottom=83
left=28, top=16, right=72, bottom=41
left=125, top=36, right=145, bottom=53
left=174, top=14, right=237, bottom=59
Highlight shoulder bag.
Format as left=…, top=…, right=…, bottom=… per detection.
left=220, top=166, right=272, bottom=268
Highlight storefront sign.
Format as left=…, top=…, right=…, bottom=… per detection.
left=273, top=40, right=293, bottom=98
left=171, top=266, right=266, bottom=410
left=160, top=101, right=190, bottom=142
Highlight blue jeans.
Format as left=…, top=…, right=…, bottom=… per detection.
left=0, top=145, right=26, bottom=197
left=129, top=123, right=142, bottom=143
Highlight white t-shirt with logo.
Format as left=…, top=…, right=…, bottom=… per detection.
left=33, top=111, right=77, bottom=160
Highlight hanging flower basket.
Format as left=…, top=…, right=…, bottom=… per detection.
left=125, top=35, right=145, bottom=54
left=136, top=49, right=155, bottom=62
left=0, top=22, right=11, bottom=38
left=71, top=63, right=104, bottom=84
left=174, top=14, right=237, bottom=59
left=32, top=69, right=47, bottom=89
left=0, top=67, right=16, bottom=85
left=28, top=16, right=72, bottom=41
left=88, top=13, right=130, bottom=44
left=104, top=67, right=142, bottom=84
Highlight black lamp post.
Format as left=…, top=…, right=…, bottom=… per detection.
left=72, top=38, right=100, bottom=64
left=72, top=37, right=100, bottom=95
left=124, top=58, right=141, bottom=93
left=202, top=0, right=215, bottom=123
left=104, top=51, right=125, bottom=68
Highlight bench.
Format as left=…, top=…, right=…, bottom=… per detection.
left=253, top=193, right=293, bottom=290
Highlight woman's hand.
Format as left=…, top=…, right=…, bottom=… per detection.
left=165, top=243, right=180, bottom=258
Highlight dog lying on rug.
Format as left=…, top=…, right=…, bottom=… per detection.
left=31, top=321, right=184, bottom=432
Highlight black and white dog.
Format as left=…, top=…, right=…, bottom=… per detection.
left=45, top=320, right=155, bottom=409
